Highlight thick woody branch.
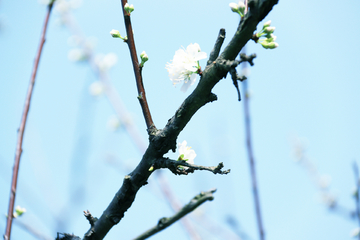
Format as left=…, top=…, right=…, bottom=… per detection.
left=121, top=0, right=155, bottom=130
left=134, top=189, right=217, bottom=240
left=80, top=1, right=278, bottom=239
left=220, top=0, right=278, bottom=61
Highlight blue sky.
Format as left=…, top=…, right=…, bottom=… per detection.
left=1, top=0, right=360, bottom=239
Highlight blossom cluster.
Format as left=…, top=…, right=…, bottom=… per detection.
left=256, top=20, right=279, bottom=49
left=166, top=43, right=207, bottom=92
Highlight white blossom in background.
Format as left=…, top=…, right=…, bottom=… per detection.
left=319, top=174, right=331, bottom=189
left=177, top=140, right=196, bottom=165
left=351, top=227, right=360, bottom=238
left=54, top=0, right=71, bottom=13
left=89, top=81, right=104, bottom=96
left=68, top=48, right=87, bottom=62
left=94, top=53, right=118, bottom=72
left=166, top=43, right=207, bottom=92
left=107, top=115, right=121, bottom=131
left=67, top=36, right=96, bottom=62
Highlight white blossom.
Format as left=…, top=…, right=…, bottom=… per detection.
left=166, top=43, right=207, bottom=92
left=68, top=48, right=89, bottom=62
left=94, top=53, right=118, bottom=71
left=107, top=115, right=121, bottom=131
left=351, top=227, right=360, bottom=237
left=178, top=140, right=196, bottom=165
left=89, top=81, right=104, bottom=96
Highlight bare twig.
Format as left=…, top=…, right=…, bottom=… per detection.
left=153, top=158, right=230, bottom=175
left=133, top=189, right=217, bottom=240
left=242, top=62, right=265, bottom=240
left=156, top=173, right=202, bottom=240
left=4, top=3, right=54, bottom=240
left=84, top=210, right=97, bottom=227
left=120, top=0, right=155, bottom=130
left=206, top=28, right=226, bottom=66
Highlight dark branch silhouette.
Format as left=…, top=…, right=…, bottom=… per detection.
left=133, top=189, right=217, bottom=240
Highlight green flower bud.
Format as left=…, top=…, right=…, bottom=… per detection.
left=110, top=29, right=121, bottom=38
left=14, top=206, right=26, bottom=218
left=124, top=3, right=134, bottom=14
left=229, top=3, right=238, bottom=12
left=263, top=20, right=271, bottom=28
left=264, top=26, right=275, bottom=34
left=229, top=2, right=245, bottom=17
left=140, top=51, right=149, bottom=67
left=267, top=34, right=277, bottom=42
left=140, top=51, right=148, bottom=62
left=267, top=42, right=279, bottom=49
left=238, top=2, right=245, bottom=15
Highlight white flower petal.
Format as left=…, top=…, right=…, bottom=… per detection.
left=166, top=43, right=206, bottom=92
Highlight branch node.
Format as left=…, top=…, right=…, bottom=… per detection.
left=239, top=53, right=257, bottom=66
left=84, top=210, right=97, bottom=227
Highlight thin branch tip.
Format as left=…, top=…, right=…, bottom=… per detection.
left=84, top=210, right=97, bottom=227
left=207, top=28, right=226, bottom=66
left=154, top=158, right=230, bottom=175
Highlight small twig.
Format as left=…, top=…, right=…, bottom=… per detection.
left=56, top=233, right=81, bottom=240
left=230, top=68, right=242, bottom=101
left=120, top=0, right=155, bottom=131
left=155, top=173, right=202, bottom=240
left=239, top=53, right=256, bottom=66
left=242, top=59, right=265, bottom=240
left=84, top=210, right=97, bottom=227
left=12, top=219, right=53, bottom=240
left=133, top=189, right=217, bottom=240
left=153, top=158, right=230, bottom=175
left=4, top=3, right=54, bottom=240
left=207, top=28, right=226, bottom=66
left=353, top=162, right=360, bottom=240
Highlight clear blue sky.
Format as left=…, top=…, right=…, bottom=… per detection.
left=1, top=0, right=360, bottom=239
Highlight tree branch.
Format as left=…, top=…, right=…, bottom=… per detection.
left=4, top=2, right=54, bottom=240
left=206, top=28, right=226, bottom=66
left=120, top=0, right=155, bottom=130
left=153, top=158, right=230, bottom=175
left=80, top=1, right=278, bottom=239
left=133, top=189, right=217, bottom=240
